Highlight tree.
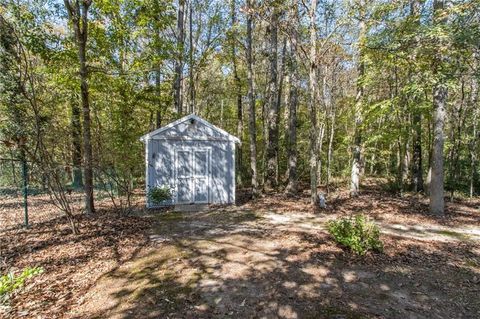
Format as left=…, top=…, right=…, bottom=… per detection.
left=173, top=0, right=186, bottom=114
left=245, top=0, right=259, bottom=197
left=264, top=5, right=280, bottom=191
left=350, top=0, right=366, bottom=197
left=307, top=0, right=319, bottom=204
left=230, top=0, right=243, bottom=186
left=284, top=0, right=299, bottom=195
left=63, top=0, right=95, bottom=214
left=429, top=0, right=447, bottom=216
left=409, top=0, right=423, bottom=193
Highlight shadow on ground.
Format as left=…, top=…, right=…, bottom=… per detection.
left=75, top=208, right=480, bottom=319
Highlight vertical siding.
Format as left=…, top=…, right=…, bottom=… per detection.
left=146, top=138, right=235, bottom=206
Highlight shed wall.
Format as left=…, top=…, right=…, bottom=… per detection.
left=146, top=139, right=235, bottom=207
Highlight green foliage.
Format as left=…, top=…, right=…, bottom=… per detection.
left=147, top=186, right=172, bottom=204
left=327, top=215, right=383, bottom=255
left=0, top=267, right=43, bottom=304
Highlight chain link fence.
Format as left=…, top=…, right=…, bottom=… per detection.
left=0, top=158, right=144, bottom=231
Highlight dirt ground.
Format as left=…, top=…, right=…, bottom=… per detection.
left=1, top=183, right=480, bottom=319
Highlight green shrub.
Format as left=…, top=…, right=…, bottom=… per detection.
left=0, top=267, right=43, bottom=305
left=147, top=186, right=172, bottom=204
left=327, top=214, right=383, bottom=255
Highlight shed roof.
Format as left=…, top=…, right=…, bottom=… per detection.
left=140, top=113, right=240, bottom=143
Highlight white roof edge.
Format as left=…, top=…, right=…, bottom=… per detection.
left=139, top=113, right=240, bottom=143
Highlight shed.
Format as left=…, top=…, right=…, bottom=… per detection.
left=140, top=114, right=240, bottom=207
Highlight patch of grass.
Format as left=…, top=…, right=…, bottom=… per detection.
left=231, top=210, right=260, bottom=222
left=155, top=211, right=185, bottom=222
left=436, top=230, right=470, bottom=241
left=115, top=245, right=200, bottom=313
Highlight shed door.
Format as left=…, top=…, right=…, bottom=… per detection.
left=175, top=148, right=209, bottom=204
left=193, top=150, right=209, bottom=203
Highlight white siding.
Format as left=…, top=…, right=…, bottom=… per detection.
left=144, top=117, right=237, bottom=207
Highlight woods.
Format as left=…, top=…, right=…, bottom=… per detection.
left=1, top=1, right=480, bottom=318
left=0, top=0, right=479, bottom=220
left=1, top=0, right=479, bottom=219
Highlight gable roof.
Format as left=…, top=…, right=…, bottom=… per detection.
left=139, top=113, right=240, bottom=143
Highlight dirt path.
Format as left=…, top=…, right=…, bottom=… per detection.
left=74, top=206, right=480, bottom=319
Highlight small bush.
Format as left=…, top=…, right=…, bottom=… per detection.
left=327, top=214, right=383, bottom=255
left=147, top=186, right=172, bottom=204
left=0, top=267, right=43, bottom=305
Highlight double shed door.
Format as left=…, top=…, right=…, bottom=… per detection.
left=175, top=148, right=210, bottom=204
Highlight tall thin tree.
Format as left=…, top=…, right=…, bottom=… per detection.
left=429, top=0, right=447, bottom=215
left=246, top=0, right=258, bottom=196
left=264, top=5, right=280, bottom=191
left=308, top=0, right=319, bottom=204
left=173, top=0, right=185, bottom=114
left=231, top=0, right=243, bottom=186
left=284, top=1, right=299, bottom=195
left=350, top=0, right=366, bottom=197
left=410, top=0, right=423, bottom=193
left=64, top=0, right=94, bottom=214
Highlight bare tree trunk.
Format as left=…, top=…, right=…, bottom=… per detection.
left=64, top=0, right=94, bottom=214
left=70, top=95, right=83, bottom=189
left=284, top=3, right=299, bottom=195
left=155, top=70, right=163, bottom=128
left=231, top=0, right=243, bottom=186
left=470, top=65, right=479, bottom=198
left=326, top=107, right=335, bottom=193
left=470, top=111, right=478, bottom=197
left=430, top=84, right=446, bottom=214
left=246, top=0, right=258, bottom=196
left=412, top=111, right=423, bottom=192
left=308, top=0, right=318, bottom=205
left=429, top=0, right=446, bottom=216
left=188, top=0, right=195, bottom=114
left=173, top=0, right=185, bottom=114
left=409, top=0, right=423, bottom=193
left=350, top=2, right=365, bottom=197
left=317, top=122, right=325, bottom=185
left=264, top=7, right=280, bottom=191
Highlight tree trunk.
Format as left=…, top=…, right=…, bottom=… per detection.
left=412, top=112, right=423, bottom=192
left=231, top=0, right=243, bottom=187
left=410, top=0, right=423, bottom=193
left=173, top=0, right=185, bottom=114
left=308, top=0, right=318, bottom=205
left=430, top=84, right=446, bottom=215
left=350, top=4, right=365, bottom=197
left=188, top=0, right=195, bottom=114
left=64, top=0, right=95, bottom=214
left=264, top=7, right=280, bottom=191
left=326, top=107, right=335, bottom=193
left=70, top=95, right=83, bottom=189
left=429, top=0, right=446, bottom=216
left=470, top=64, right=479, bottom=197
left=246, top=0, right=258, bottom=197
left=317, top=122, right=325, bottom=185
left=155, top=70, right=163, bottom=128
left=470, top=111, right=478, bottom=197
left=284, top=4, right=299, bottom=195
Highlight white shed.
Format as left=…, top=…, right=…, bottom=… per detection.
left=140, top=114, right=240, bottom=207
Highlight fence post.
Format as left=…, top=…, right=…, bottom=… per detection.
left=22, top=158, right=29, bottom=228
